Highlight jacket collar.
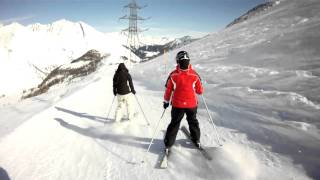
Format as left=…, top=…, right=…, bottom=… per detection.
left=176, top=64, right=192, bottom=72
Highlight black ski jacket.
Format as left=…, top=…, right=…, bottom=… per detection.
left=113, top=63, right=135, bottom=95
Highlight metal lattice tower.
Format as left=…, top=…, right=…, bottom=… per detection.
left=120, top=0, right=148, bottom=64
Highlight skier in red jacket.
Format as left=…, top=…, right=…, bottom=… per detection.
left=163, top=51, right=204, bottom=152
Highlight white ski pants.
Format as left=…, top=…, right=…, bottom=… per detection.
left=115, top=93, right=134, bottom=122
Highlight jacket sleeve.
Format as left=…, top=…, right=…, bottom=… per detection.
left=164, top=75, right=171, bottom=88
left=113, top=73, right=117, bottom=94
left=128, top=73, right=135, bottom=93
left=165, top=71, right=175, bottom=88
left=195, top=76, right=204, bottom=95
left=164, top=77, right=174, bottom=102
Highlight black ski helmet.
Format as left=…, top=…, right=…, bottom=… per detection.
left=176, top=51, right=190, bottom=63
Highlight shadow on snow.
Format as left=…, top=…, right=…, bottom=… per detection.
left=0, top=167, right=10, bottom=180
left=55, top=106, right=113, bottom=124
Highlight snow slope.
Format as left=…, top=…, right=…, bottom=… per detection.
left=132, top=0, right=320, bottom=178
left=0, top=0, right=320, bottom=179
left=0, top=63, right=307, bottom=180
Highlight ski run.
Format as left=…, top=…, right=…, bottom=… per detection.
left=0, top=62, right=315, bottom=180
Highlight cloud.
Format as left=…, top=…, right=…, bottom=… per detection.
left=0, top=15, right=35, bottom=24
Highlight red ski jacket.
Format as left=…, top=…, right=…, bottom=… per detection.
left=164, top=64, right=204, bottom=108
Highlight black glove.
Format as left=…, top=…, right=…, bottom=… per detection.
left=163, top=102, right=169, bottom=109
left=132, top=90, right=136, bottom=94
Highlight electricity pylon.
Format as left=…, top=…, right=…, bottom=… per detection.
left=120, top=0, right=149, bottom=65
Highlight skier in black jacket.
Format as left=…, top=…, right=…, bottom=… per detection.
left=113, top=63, right=136, bottom=122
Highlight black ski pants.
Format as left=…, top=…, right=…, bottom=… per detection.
left=164, top=107, right=200, bottom=148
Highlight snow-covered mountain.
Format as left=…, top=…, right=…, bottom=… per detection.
left=22, top=49, right=108, bottom=99
left=226, top=1, right=280, bottom=28
left=139, top=35, right=173, bottom=45
left=135, top=36, right=199, bottom=61
left=165, top=36, right=196, bottom=49
left=0, top=19, right=110, bottom=66
left=0, top=19, right=131, bottom=103
left=0, top=0, right=320, bottom=179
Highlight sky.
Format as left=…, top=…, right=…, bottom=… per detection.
left=0, top=0, right=267, bottom=38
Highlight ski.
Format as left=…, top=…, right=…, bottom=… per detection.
left=159, top=148, right=170, bottom=169
left=181, top=126, right=212, bottom=160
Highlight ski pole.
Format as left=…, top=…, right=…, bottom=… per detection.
left=201, top=94, right=223, bottom=146
left=134, top=94, right=150, bottom=126
left=141, top=109, right=166, bottom=164
left=105, top=95, right=115, bottom=125
left=146, top=109, right=166, bottom=153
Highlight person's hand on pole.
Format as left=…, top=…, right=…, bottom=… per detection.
left=163, top=101, right=169, bottom=109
